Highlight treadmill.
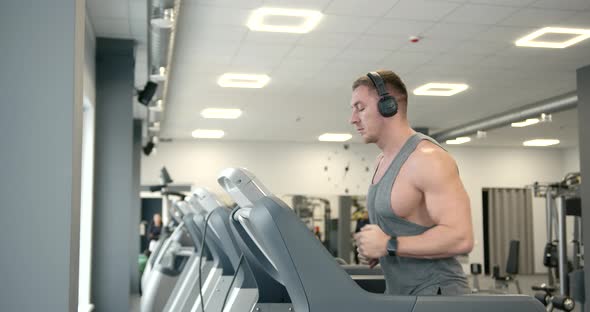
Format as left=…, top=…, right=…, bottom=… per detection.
left=162, top=198, right=215, bottom=312
left=217, top=167, right=545, bottom=312
left=140, top=201, right=194, bottom=312
left=174, top=187, right=292, bottom=312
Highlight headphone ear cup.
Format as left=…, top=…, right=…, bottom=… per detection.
left=378, top=95, right=398, bottom=117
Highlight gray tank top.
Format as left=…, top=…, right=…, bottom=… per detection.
left=367, top=132, right=470, bottom=296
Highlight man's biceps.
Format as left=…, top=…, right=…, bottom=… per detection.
left=425, top=193, right=463, bottom=218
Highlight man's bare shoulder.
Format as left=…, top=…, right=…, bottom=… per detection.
left=411, top=140, right=454, bottom=164
left=407, top=140, right=458, bottom=187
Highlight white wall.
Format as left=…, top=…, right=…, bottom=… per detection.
left=142, top=140, right=572, bottom=273
left=142, top=140, right=380, bottom=198
left=78, top=13, right=96, bottom=312
left=82, top=16, right=95, bottom=109
left=562, top=147, right=581, bottom=173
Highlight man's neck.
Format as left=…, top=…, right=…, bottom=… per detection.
left=376, top=119, right=415, bottom=158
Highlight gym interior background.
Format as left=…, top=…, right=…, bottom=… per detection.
left=1, top=0, right=589, bottom=311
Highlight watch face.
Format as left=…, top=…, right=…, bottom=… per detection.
left=324, top=144, right=372, bottom=194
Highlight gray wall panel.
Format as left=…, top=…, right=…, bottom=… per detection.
left=576, top=64, right=590, bottom=312
left=0, top=1, right=84, bottom=311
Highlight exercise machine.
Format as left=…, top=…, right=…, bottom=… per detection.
left=218, top=167, right=545, bottom=312
left=530, top=172, right=584, bottom=311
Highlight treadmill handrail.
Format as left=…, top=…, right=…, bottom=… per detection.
left=230, top=208, right=280, bottom=277
left=217, top=168, right=271, bottom=208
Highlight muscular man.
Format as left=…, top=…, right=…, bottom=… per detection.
left=351, top=70, right=473, bottom=296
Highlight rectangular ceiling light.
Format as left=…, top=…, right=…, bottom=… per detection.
left=318, top=133, right=352, bottom=142
left=515, top=27, right=590, bottom=48
left=201, top=108, right=242, bottom=119
left=247, top=7, right=323, bottom=34
left=511, top=118, right=540, bottom=128
left=192, top=129, right=225, bottom=139
left=413, top=83, right=469, bottom=96
left=218, top=73, right=270, bottom=88
left=523, top=139, right=560, bottom=147
left=445, top=137, right=471, bottom=145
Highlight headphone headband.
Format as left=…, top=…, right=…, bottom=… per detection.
left=367, top=71, right=388, bottom=97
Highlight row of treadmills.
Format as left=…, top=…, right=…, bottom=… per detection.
left=140, top=168, right=545, bottom=312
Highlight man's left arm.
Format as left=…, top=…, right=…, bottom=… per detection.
left=355, top=149, right=474, bottom=259
left=397, top=150, right=474, bottom=258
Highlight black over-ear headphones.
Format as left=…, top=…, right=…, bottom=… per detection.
left=366, top=71, right=398, bottom=117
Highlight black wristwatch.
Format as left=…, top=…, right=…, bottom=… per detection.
left=387, top=236, right=398, bottom=256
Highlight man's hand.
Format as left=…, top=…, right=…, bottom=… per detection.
left=358, top=252, right=380, bottom=268
left=354, top=224, right=390, bottom=259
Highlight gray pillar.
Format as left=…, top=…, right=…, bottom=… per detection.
left=338, top=196, right=352, bottom=263
left=92, top=38, right=135, bottom=312
left=131, top=119, right=142, bottom=294
left=576, top=64, right=590, bottom=312
left=0, top=2, right=84, bottom=311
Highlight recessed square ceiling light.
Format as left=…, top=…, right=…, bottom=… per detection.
left=445, top=137, right=471, bottom=145
left=511, top=118, right=539, bottom=128
left=523, top=139, right=560, bottom=147
left=217, top=73, right=270, bottom=88
left=192, top=129, right=225, bottom=139
left=318, top=133, right=352, bottom=142
left=515, top=27, right=590, bottom=48
left=413, top=83, right=469, bottom=96
left=247, top=7, right=323, bottom=34
left=201, top=108, right=242, bottom=119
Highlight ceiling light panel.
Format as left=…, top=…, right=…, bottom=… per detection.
left=523, top=139, right=560, bottom=147
left=318, top=133, right=352, bottom=142
left=201, top=108, right=242, bottom=119
left=217, top=73, right=270, bottom=88
left=446, top=137, right=471, bottom=145
left=515, top=27, right=590, bottom=48
left=192, top=129, right=225, bottom=139
left=511, top=118, right=540, bottom=128
left=247, top=7, right=323, bottom=34
left=413, top=83, right=469, bottom=96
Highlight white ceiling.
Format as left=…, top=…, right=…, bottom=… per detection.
left=87, top=0, right=590, bottom=149
left=86, top=0, right=149, bottom=97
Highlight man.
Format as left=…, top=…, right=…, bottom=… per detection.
left=351, top=70, right=473, bottom=296
left=147, top=213, right=163, bottom=252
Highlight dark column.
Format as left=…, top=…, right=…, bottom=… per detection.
left=92, top=38, right=135, bottom=312
left=338, top=196, right=353, bottom=263
left=0, top=1, right=85, bottom=311
left=131, top=119, right=142, bottom=294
